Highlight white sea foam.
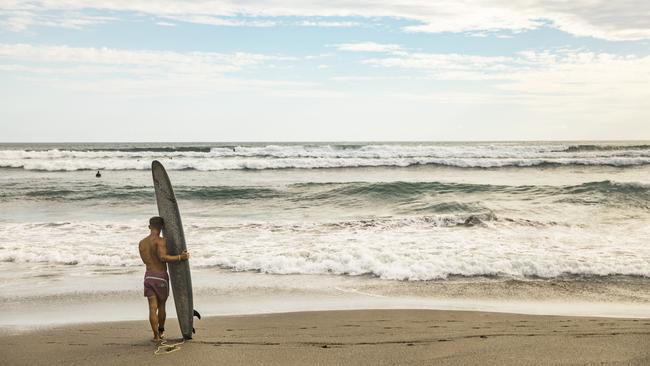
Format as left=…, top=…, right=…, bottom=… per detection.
left=2, top=218, right=649, bottom=280
left=3, top=143, right=650, bottom=170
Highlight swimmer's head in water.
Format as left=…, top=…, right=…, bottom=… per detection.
left=149, top=216, right=164, bottom=231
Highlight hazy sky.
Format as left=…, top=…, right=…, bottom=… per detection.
left=1, top=1, right=650, bottom=142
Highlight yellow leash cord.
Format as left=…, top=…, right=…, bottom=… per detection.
left=154, top=337, right=185, bottom=355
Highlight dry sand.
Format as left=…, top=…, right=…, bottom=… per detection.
left=3, top=309, right=650, bottom=366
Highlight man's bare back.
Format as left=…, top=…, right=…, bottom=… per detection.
left=139, top=235, right=168, bottom=272
left=139, top=233, right=189, bottom=272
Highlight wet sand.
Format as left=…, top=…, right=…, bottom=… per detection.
left=2, top=309, right=650, bottom=365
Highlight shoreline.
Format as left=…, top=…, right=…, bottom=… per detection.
left=3, top=309, right=649, bottom=365
left=3, top=269, right=650, bottom=331
left=4, top=297, right=650, bottom=335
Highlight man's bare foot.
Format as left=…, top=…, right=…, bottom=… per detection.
left=151, top=334, right=161, bottom=343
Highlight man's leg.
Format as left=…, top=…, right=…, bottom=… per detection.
left=147, top=295, right=160, bottom=341
left=157, top=298, right=166, bottom=338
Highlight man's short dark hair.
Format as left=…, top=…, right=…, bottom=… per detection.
left=149, top=216, right=164, bottom=231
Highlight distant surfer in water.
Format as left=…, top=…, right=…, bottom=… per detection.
left=95, top=170, right=101, bottom=178
left=139, top=216, right=190, bottom=342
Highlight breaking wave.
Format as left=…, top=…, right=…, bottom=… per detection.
left=4, top=142, right=650, bottom=170
left=561, top=144, right=650, bottom=153
left=1, top=217, right=648, bottom=280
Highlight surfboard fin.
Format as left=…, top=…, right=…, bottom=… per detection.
left=190, top=310, right=200, bottom=336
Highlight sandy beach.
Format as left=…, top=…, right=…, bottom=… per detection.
left=3, top=309, right=649, bottom=366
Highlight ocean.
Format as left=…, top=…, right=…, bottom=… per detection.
left=2, top=141, right=650, bottom=328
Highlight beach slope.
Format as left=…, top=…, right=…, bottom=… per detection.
left=3, top=309, right=649, bottom=366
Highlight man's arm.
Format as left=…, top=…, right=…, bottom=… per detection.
left=157, top=238, right=189, bottom=262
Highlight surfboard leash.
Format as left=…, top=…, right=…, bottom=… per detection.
left=154, top=338, right=185, bottom=355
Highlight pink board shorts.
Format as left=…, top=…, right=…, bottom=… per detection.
left=143, top=271, right=169, bottom=301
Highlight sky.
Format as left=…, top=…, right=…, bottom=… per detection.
left=1, top=1, right=649, bottom=142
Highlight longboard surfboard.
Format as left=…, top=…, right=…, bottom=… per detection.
left=152, top=160, right=199, bottom=339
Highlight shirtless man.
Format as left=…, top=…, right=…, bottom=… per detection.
left=139, top=216, right=189, bottom=342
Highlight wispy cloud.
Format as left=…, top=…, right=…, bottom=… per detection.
left=360, top=48, right=650, bottom=112
left=335, top=42, right=405, bottom=54
left=2, top=1, right=649, bottom=40
left=297, top=20, right=360, bottom=28
left=3, top=41, right=648, bottom=110
left=362, top=52, right=516, bottom=79
left=0, top=6, right=115, bottom=31
left=160, top=15, right=276, bottom=28
left=160, top=16, right=361, bottom=28
left=0, top=43, right=288, bottom=70
left=0, top=43, right=306, bottom=96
